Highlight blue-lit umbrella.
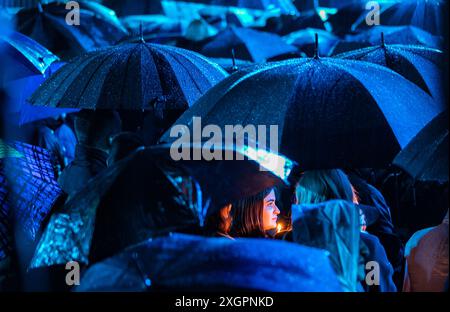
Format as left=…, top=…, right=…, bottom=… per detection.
left=208, top=57, right=254, bottom=73
left=101, top=0, right=164, bottom=16
left=214, top=0, right=298, bottom=14
left=254, top=11, right=326, bottom=35
left=336, top=43, right=445, bottom=104
left=283, top=28, right=340, bottom=57
left=0, top=31, right=58, bottom=81
left=16, top=2, right=128, bottom=59
left=354, top=0, right=445, bottom=36
left=75, top=233, right=341, bottom=292
left=4, top=61, right=79, bottom=125
left=0, top=139, right=63, bottom=263
left=347, top=26, right=443, bottom=50
left=394, top=111, right=448, bottom=183
left=120, top=15, right=184, bottom=38
left=160, top=58, right=444, bottom=169
left=30, top=144, right=292, bottom=267
left=28, top=42, right=228, bottom=112
left=201, top=26, right=298, bottom=62
left=176, top=0, right=298, bottom=14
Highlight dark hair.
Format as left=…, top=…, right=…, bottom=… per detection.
left=230, top=187, right=274, bottom=238
left=74, top=110, right=122, bottom=151
left=296, top=169, right=357, bottom=205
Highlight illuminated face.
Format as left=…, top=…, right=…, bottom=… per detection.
left=262, top=189, right=280, bottom=231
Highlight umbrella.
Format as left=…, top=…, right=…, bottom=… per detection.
left=28, top=42, right=228, bottom=112
left=254, top=11, right=326, bottom=35
left=176, top=0, right=299, bottom=15
left=30, top=144, right=292, bottom=268
left=149, top=143, right=295, bottom=210
left=326, top=2, right=367, bottom=36
left=0, top=31, right=58, bottom=81
left=208, top=57, right=254, bottom=73
left=347, top=26, right=443, bottom=50
left=336, top=43, right=445, bottom=104
left=120, top=15, right=184, bottom=38
left=101, top=0, right=164, bottom=16
left=283, top=28, right=340, bottom=57
left=354, top=0, right=445, bottom=36
left=16, top=2, right=128, bottom=59
left=201, top=26, right=298, bottom=63
left=394, top=111, right=448, bottom=183
left=217, top=0, right=298, bottom=14
left=0, top=139, right=63, bottom=263
left=160, top=57, right=444, bottom=169
left=3, top=61, right=79, bottom=125
left=292, top=199, right=362, bottom=292
left=75, top=232, right=342, bottom=292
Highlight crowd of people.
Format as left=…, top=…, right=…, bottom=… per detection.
left=0, top=0, right=448, bottom=292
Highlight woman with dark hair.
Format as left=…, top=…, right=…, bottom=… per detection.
left=229, top=188, right=280, bottom=238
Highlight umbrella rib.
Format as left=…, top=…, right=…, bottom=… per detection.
left=119, top=44, right=142, bottom=110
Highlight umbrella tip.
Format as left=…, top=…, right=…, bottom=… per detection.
left=139, top=22, right=145, bottom=43
left=381, top=32, right=385, bottom=47
left=314, top=33, right=319, bottom=59
left=231, top=48, right=238, bottom=72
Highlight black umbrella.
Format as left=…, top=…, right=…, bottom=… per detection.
left=28, top=42, right=228, bottom=112
left=160, top=57, right=444, bottom=169
left=0, top=139, right=63, bottom=266
left=354, top=0, right=445, bottom=36
left=75, top=232, right=342, bottom=292
left=336, top=42, right=445, bottom=104
left=200, top=26, right=298, bottom=63
left=101, top=0, right=164, bottom=16
left=283, top=28, right=340, bottom=57
left=30, top=144, right=291, bottom=267
left=0, top=31, right=59, bottom=81
left=254, top=11, right=326, bottom=35
left=346, top=26, right=443, bottom=50
left=326, top=2, right=367, bottom=36
left=208, top=57, right=254, bottom=73
left=15, top=2, right=128, bottom=59
left=149, top=143, right=295, bottom=209
left=393, top=111, right=448, bottom=183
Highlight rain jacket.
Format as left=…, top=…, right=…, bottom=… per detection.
left=360, top=231, right=397, bottom=292
left=292, top=200, right=364, bottom=292
left=403, top=212, right=449, bottom=292
left=349, top=174, right=405, bottom=288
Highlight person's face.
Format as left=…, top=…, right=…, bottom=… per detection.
left=262, top=189, right=280, bottom=231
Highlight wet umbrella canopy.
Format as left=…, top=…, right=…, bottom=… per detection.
left=75, top=233, right=342, bottom=292
left=354, top=0, right=445, bottom=36
left=3, top=61, right=79, bottom=125
left=0, top=140, right=63, bottom=263
left=29, top=143, right=290, bottom=267
left=394, top=111, right=448, bottom=183
left=283, top=28, right=340, bottom=57
left=201, top=26, right=298, bottom=62
left=29, top=147, right=199, bottom=267
left=15, top=2, right=128, bottom=59
left=347, top=26, right=443, bottom=50
left=28, top=42, right=228, bottom=111
left=0, top=31, right=59, bottom=81
left=160, top=58, right=444, bottom=169
left=336, top=43, right=445, bottom=104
